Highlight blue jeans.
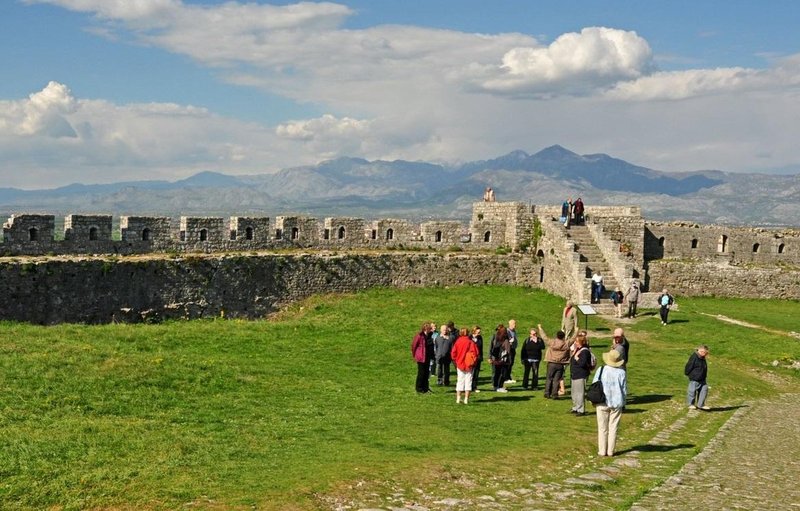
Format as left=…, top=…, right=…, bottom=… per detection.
left=687, top=380, right=708, bottom=407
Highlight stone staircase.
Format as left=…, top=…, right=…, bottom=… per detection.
left=563, top=224, right=619, bottom=315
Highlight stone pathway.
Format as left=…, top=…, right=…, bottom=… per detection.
left=335, top=392, right=800, bottom=511
left=630, top=393, right=800, bottom=511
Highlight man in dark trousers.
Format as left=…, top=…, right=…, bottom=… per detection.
left=521, top=327, right=545, bottom=390
left=685, top=345, right=710, bottom=410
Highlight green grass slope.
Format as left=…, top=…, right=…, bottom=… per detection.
left=0, top=288, right=797, bottom=510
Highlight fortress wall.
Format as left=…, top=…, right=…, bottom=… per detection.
left=647, top=259, right=800, bottom=300
left=0, top=253, right=542, bottom=324
left=644, top=223, right=799, bottom=265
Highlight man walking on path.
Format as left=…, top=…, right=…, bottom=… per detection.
left=685, top=345, right=710, bottom=410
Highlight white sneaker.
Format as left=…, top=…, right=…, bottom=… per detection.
left=688, top=405, right=697, bottom=410
left=496, top=388, right=508, bottom=393
left=464, top=399, right=469, bottom=404
left=508, top=379, right=517, bottom=384
left=456, top=399, right=461, bottom=404
left=474, top=389, right=481, bottom=393
left=700, top=405, right=710, bottom=410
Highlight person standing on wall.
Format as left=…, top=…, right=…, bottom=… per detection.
left=412, top=323, right=433, bottom=393
left=626, top=280, right=640, bottom=318
left=685, top=345, right=710, bottom=410
left=521, top=327, right=545, bottom=390
left=592, top=349, right=627, bottom=456
left=574, top=197, right=585, bottom=224
left=658, top=288, right=674, bottom=325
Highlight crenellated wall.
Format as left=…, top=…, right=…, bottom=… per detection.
left=1, top=202, right=798, bottom=324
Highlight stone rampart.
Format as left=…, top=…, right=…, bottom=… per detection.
left=647, top=259, right=800, bottom=300
left=0, top=253, right=542, bottom=324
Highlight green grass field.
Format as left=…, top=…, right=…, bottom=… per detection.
left=0, top=287, right=798, bottom=510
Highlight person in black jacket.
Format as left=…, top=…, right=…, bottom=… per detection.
left=470, top=325, right=484, bottom=393
left=520, top=328, right=545, bottom=390
left=685, top=345, right=710, bottom=410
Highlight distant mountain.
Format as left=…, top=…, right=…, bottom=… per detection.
left=459, top=145, right=722, bottom=195
left=1, top=147, right=797, bottom=226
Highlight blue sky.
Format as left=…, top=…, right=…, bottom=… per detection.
left=1, top=0, right=800, bottom=188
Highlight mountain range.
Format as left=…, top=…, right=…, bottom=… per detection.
left=1, top=145, right=798, bottom=226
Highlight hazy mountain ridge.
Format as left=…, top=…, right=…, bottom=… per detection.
left=1, top=146, right=798, bottom=225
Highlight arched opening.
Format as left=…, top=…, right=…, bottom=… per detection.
left=435, top=230, right=442, bottom=242
left=483, top=231, right=491, bottom=242
left=245, top=226, right=254, bottom=240
left=778, top=243, right=785, bottom=254
left=142, top=228, right=151, bottom=241
left=199, top=229, right=208, bottom=242
left=691, top=239, right=698, bottom=249
left=658, top=236, right=665, bottom=247
left=386, top=228, right=394, bottom=241
left=28, top=227, right=38, bottom=241
left=337, top=226, right=346, bottom=239
left=291, top=227, right=299, bottom=240
left=89, top=226, right=98, bottom=241
left=717, top=235, right=728, bottom=253
left=752, top=243, right=760, bottom=253
left=537, top=249, right=545, bottom=259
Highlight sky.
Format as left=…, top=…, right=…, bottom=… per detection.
left=1, top=0, right=800, bottom=189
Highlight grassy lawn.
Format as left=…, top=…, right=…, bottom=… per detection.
left=0, top=287, right=797, bottom=510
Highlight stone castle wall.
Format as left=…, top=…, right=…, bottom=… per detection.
left=1, top=202, right=797, bottom=324
left=0, top=253, right=542, bottom=324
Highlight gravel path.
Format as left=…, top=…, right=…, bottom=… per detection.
left=630, top=393, right=800, bottom=511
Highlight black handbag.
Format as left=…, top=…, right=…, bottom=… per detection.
left=586, top=366, right=606, bottom=405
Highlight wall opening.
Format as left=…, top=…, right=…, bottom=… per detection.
left=275, top=229, right=283, bottom=240
left=536, top=249, right=545, bottom=259
left=778, top=243, right=785, bottom=254
left=691, top=238, right=698, bottom=249
left=484, top=231, right=491, bottom=242
left=658, top=236, right=665, bottom=247
left=386, top=228, right=394, bottom=241
left=246, top=226, right=254, bottom=240
left=435, top=230, right=442, bottom=242
left=323, top=229, right=330, bottom=240
left=539, top=266, right=545, bottom=283
left=230, top=229, right=237, bottom=241
left=89, top=226, right=98, bottom=241
left=717, top=235, right=728, bottom=253
left=752, top=243, right=760, bottom=253
left=198, top=229, right=207, bottom=242
left=28, top=227, right=38, bottom=241
left=180, top=230, right=186, bottom=242
left=338, top=226, right=346, bottom=239
left=142, top=228, right=151, bottom=241
left=371, top=229, right=377, bottom=240
left=291, top=227, right=299, bottom=240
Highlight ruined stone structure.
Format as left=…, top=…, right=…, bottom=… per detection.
left=1, top=202, right=797, bottom=324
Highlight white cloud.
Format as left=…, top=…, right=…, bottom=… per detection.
left=0, top=81, right=78, bottom=137
left=474, top=27, right=654, bottom=96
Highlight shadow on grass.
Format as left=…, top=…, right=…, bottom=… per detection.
left=666, top=319, right=689, bottom=325
left=481, top=394, right=536, bottom=403
left=703, top=405, right=748, bottom=412
left=618, top=443, right=695, bottom=454
left=627, top=394, right=672, bottom=405
left=619, top=407, right=646, bottom=414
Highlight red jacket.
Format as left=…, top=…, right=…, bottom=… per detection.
left=411, top=332, right=427, bottom=363
left=451, top=335, right=479, bottom=371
